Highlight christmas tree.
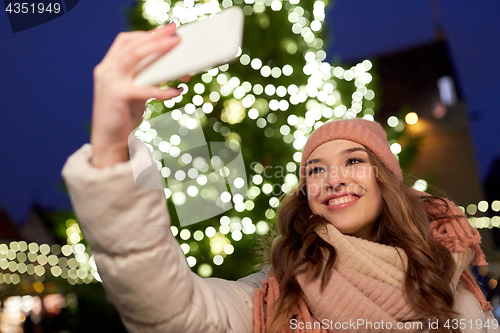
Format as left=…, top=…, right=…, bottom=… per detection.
left=127, top=0, right=382, bottom=280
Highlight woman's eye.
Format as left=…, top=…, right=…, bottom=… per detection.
left=308, top=166, right=324, bottom=176
left=346, top=157, right=363, bottom=166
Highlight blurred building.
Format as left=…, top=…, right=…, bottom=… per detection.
left=19, top=205, right=57, bottom=246
left=372, top=39, right=484, bottom=208
left=0, top=209, right=22, bottom=243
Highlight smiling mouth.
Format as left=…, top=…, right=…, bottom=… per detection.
left=326, top=195, right=360, bottom=206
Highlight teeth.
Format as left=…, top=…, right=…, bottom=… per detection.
left=327, top=196, right=357, bottom=205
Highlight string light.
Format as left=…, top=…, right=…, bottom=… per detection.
left=0, top=220, right=100, bottom=286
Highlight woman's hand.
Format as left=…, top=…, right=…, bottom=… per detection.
left=90, top=23, right=182, bottom=168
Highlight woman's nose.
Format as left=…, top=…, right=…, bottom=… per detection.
left=325, top=171, right=350, bottom=192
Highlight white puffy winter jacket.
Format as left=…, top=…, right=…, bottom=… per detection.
left=62, top=144, right=499, bottom=333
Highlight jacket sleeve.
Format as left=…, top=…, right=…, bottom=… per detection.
left=61, top=143, right=269, bottom=333
left=454, top=281, right=500, bottom=333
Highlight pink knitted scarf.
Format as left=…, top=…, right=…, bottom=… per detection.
left=254, top=198, right=492, bottom=333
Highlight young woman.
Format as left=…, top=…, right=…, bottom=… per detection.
left=62, top=25, right=498, bottom=332
left=254, top=120, right=498, bottom=333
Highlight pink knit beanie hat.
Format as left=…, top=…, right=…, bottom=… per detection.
left=300, top=118, right=402, bottom=181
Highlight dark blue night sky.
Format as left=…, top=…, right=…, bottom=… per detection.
left=1, top=0, right=499, bottom=223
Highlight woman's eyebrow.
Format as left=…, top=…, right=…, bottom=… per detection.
left=305, top=158, right=322, bottom=167
left=341, top=147, right=367, bottom=155
left=305, top=147, right=366, bottom=166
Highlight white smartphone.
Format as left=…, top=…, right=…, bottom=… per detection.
left=133, top=6, right=244, bottom=86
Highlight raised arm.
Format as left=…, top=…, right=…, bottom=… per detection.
left=62, top=144, right=268, bottom=332
left=62, top=27, right=269, bottom=332
left=89, top=24, right=182, bottom=168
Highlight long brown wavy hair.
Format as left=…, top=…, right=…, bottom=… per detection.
left=260, top=146, right=461, bottom=333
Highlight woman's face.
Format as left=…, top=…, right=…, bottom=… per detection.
left=304, top=139, right=383, bottom=240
